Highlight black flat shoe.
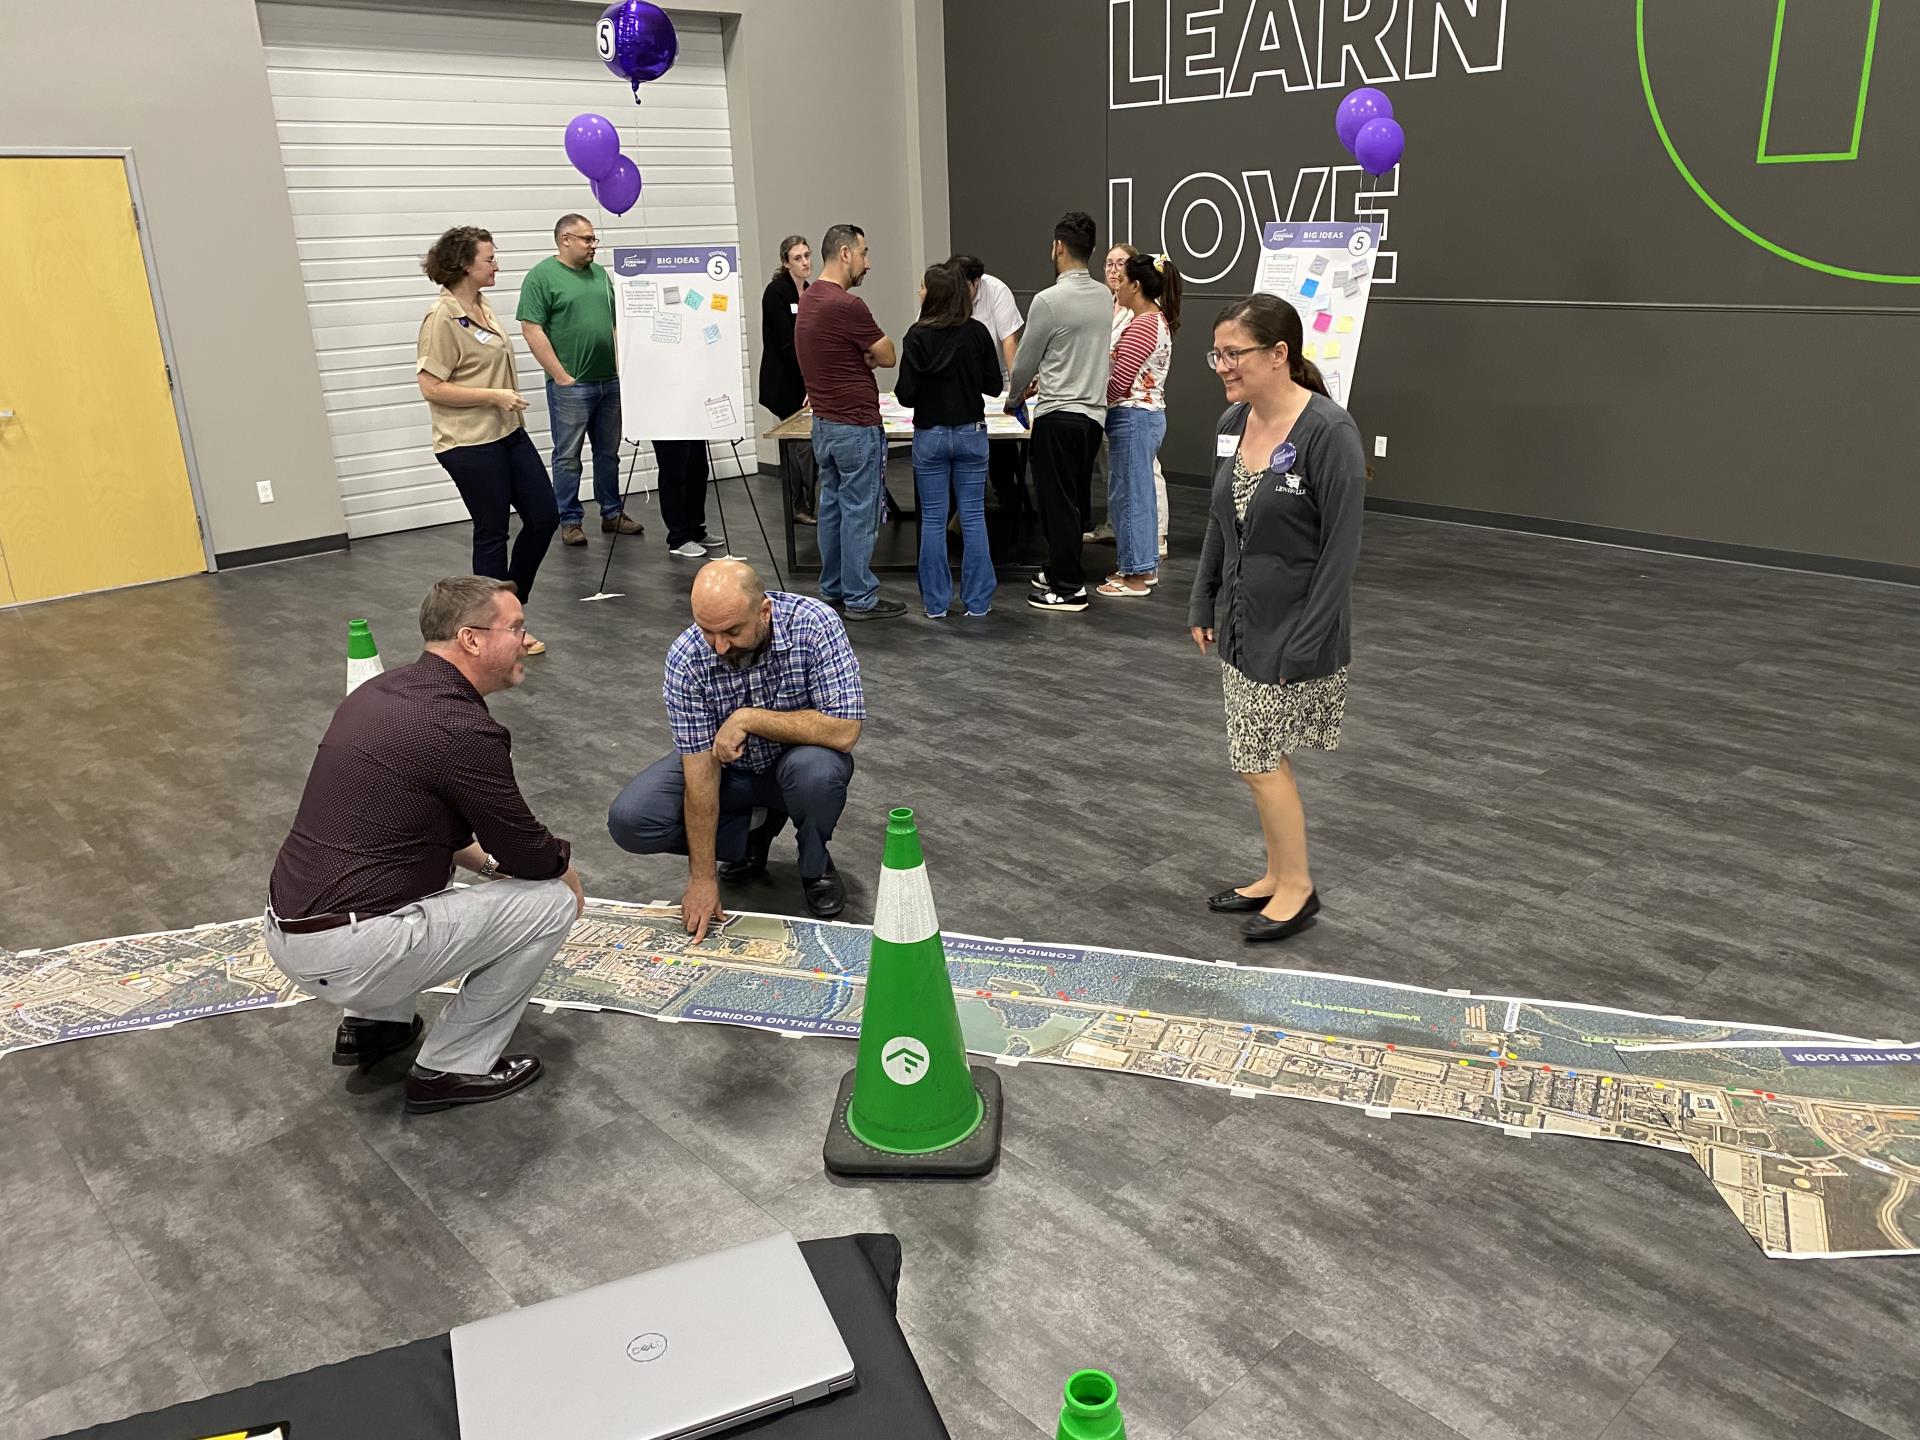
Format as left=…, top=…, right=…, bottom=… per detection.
left=405, top=1055, right=543, bottom=1114
left=1207, top=886, right=1274, bottom=914
left=802, top=864, right=845, bottom=919
left=1242, top=890, right=1321, bottom=943
left=331, top=1015, right=424, bottom=1069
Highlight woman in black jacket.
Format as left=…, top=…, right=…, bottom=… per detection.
left=759, top=234, right=817, bottom=523
left=895, top=263, right=1004, bottom=618
left=1189, top=294, right=1365, bottom=944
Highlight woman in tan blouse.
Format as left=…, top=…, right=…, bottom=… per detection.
left=417, top=226, right=558, bottom=654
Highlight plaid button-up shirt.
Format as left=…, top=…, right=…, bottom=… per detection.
left=663, top=592, right=866, bottom=773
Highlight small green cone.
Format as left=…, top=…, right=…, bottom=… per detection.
left=1057, top=1369, right=1125, bottom=1440
left=346, top=618, right=385, bottom=695
left=823, top=807, right=1003, bottom=1177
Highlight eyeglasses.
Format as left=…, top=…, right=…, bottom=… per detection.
left=1206, top=344, right=1277, bottom=371
left=564, top=234, right=600, bottom=246
left=464, top=623, right=527, bottom=637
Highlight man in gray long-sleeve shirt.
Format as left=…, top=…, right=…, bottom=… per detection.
left=1006, top=210, right=1113, bottom=612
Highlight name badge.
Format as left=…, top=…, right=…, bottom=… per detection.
left=790, top=303, right=800, bottom=315
left=1215, top=434, right=1237, bottom=458
left=473, top=329, right=495, bottom=345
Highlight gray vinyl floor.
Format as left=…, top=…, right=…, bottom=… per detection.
left=3, top=471, right=1919, bottom=1440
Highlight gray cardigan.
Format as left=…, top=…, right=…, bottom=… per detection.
left=1187, top=394, right=1366, bottom=683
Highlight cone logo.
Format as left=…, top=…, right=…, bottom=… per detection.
left=882, top=1037, right=930, bottom=1085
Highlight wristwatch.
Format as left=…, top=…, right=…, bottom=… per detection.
left=478, top=855, right=500, bottom=881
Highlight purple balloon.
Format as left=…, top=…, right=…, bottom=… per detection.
left=564, top=113, right=620, bottom=181
left=1354, top=117, right=1406, bottom=176
left=1335, top=87, right=1394, bottom=154
left=595, top=0, right=678, bottom=100
left=593, top=155, right=642, bottom=215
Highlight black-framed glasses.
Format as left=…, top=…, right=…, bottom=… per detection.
left=464, top=622, right=527, bottom=637
left=564, top=233, right=600, bottom=246
left=1206, top=344, right=1277, bottom=371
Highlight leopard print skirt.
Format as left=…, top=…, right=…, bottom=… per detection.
left=1221, top=662, right=1348, bottom=774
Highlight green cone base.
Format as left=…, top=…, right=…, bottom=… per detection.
left=823, top=1065, right=1002, bottom=1178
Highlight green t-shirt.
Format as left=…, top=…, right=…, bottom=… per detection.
left=516, top=256, right=617, bottom=383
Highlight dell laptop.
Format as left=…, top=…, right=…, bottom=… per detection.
left=451, top=1232, right=856, bottom=1440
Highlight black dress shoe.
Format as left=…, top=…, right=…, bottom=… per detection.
left=404, top=1054, right=544, bottom=1114
left=802, top=864, right=846, bottom=919
left=1242, top=890, right=1321, bottom=943
left=718, top=811, right=787, bottom=882
left=331, top=1015, right=424, bottom=1069
left=1206, top=886, right=1274, bottom=914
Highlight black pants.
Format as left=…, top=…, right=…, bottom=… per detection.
left=652, top=440, right=711, bottom=548
left=435, top=429, right=559, bottom=602
left=988, top=438, right=1030, bottom=520
left=1029, top=412, right=1102, bottom=595
left=779, top=421, right=818, bottom=519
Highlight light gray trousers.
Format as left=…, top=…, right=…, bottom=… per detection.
left=265, top=878, right=575, bottom=1075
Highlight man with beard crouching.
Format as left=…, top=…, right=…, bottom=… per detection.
left=608, top=560, right=864, bottom=936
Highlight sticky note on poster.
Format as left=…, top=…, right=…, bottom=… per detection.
left=1336, top=315, right=1355, bottom=334
left=1304, top=342, right=1320, bottom=360
left=702, top=322, right=721, bottom=344
left=705, top=394, right=736, bottom=428
left=684, top=290, right=705, bottom=310
left=662, top=285, right=682, bottom=305
left=1299, top=277, right=1320, bottom=299
left=709, top=293, right=729, bottom=312
left=1312, top=311, right=1333, bottom=333
left=1323, top=340, right=1342, bottom=359
left=652, top=311, right=683, bottom=344
left=1308, top=254, right=1329, bottom=276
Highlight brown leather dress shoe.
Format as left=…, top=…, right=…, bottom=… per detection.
left=602, top=512, right=644, bottom=535
left=332, top=1015, right=423, bottom=1069
left=560, top=523, right=587, bottom=546
left=404, top=1054, right=543, bottom=1114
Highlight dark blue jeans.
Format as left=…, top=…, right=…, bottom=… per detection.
left=912, top=423, right=994, bottom=615
left=435, top=429, right=559, bottom=602
left=607, top=746, right=854, bottom=881
left=547, top=377, right=624, bottom=525
left=811, top=419, right=887, bottom=610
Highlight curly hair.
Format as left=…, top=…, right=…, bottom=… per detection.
left=422, top=226, right=493, bottom=288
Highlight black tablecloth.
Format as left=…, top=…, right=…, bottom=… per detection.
left=54, top=1234, right=946, bottom=1440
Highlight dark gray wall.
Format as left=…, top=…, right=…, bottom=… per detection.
left=944, top=0, right=1920, bottom=574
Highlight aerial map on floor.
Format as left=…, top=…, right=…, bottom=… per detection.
left=3, top=900, right=1917, bottom=1260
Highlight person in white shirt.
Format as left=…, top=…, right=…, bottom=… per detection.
left=952, top=254, right=1030, bottom=522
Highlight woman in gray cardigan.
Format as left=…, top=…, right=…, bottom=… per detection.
left=1188, top=294, right=1365, bottom=942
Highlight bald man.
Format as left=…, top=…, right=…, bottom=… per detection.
left=607, top=561, right=864, bottom=933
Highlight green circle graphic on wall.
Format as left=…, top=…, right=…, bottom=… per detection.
left=1637, top=0, right=1920, bottom=284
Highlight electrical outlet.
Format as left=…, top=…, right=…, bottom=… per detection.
left=257, top=481, right=275, bottom=504
left=1373, top=435, right=1389, bottom=458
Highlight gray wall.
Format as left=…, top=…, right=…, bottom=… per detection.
left=1, top=0, right=348, bottom=560
left=1, top=0, right=948, bottom=559
left=945, top=0, right=1920, bottom=574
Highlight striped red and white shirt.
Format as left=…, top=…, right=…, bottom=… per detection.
left=1108, top=309, right=1172, bottom=411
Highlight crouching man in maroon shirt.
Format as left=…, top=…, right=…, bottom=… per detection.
left=266, top=576, right=584, bottom=1114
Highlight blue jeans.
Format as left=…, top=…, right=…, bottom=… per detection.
left=912, top=424, right=994, bottom=615
left=547, top=378, right=624, bottom=525
left=607, top=746, right=854, bottom=881
left=1106, top=405, right=1166, bottom=576
left=811, top=418, right=887, bottom=611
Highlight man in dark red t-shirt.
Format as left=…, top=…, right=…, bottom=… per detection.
left=794, top=223, right=905, bottom=620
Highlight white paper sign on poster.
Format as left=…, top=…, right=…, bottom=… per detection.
left=1252, top=222, right=1381, bottom=408
left=612, top=245, right=748, bottom=442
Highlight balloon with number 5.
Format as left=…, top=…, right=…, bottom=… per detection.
left=596, top=1, right=678, bottom=101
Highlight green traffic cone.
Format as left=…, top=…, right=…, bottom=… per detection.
left=822, top=807, right=1003, bottom=1177
left=346, top=618, right=384, bottom=695
left=1057, top=1369, right=1125, bottom=1440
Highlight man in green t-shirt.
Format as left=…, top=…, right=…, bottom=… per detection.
left=518, top=214, right=641, bottom=546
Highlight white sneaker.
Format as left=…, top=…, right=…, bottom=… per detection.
left=1159, top=540, right=1169, bottom=559
left=1083, top=521, right=1115, bottom=542
left=669, top=541, right=707, bottom=558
